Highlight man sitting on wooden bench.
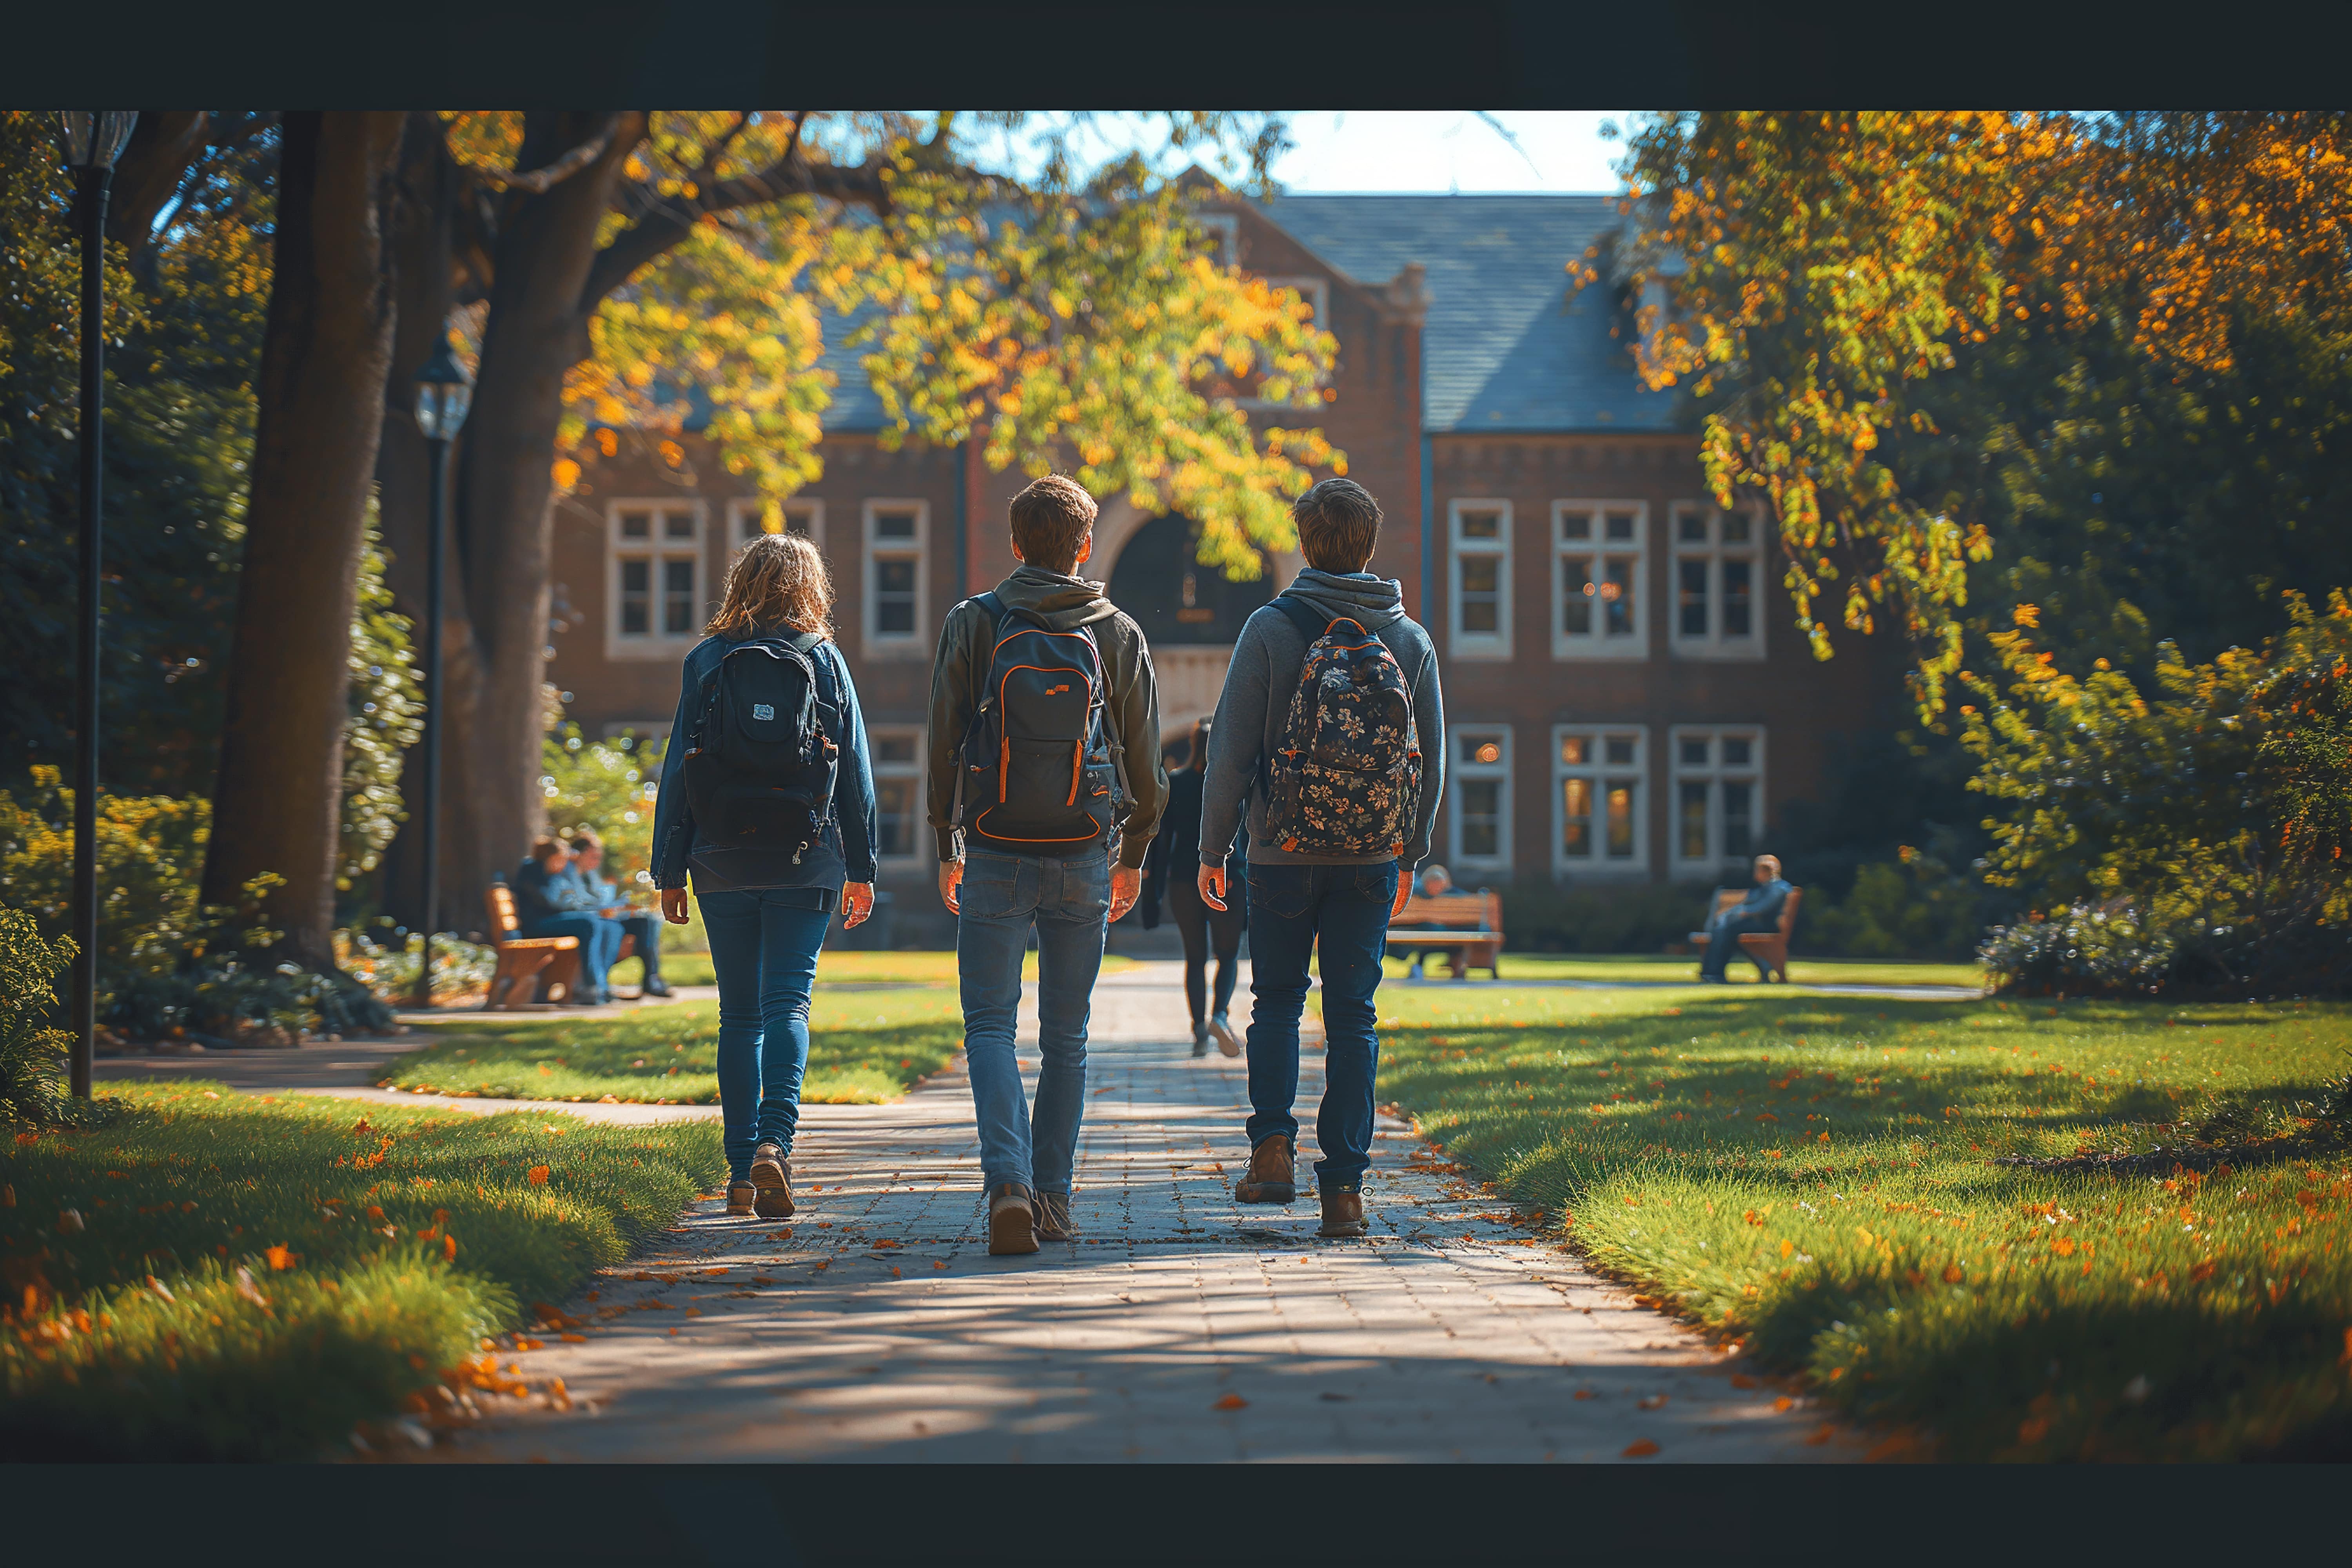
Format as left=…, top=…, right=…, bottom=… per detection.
left=1694, top=853, right=1798, bottom=983
left=1387, top=864, right=1503, bottom=980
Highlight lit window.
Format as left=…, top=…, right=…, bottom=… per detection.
left=607, top=501, right=703, bottom=658
left=1449, top=728, right=1511, bottom=868
left=1670, top=503, right=1765, bottom=659
left=1553, top=502, right=1648, bottom=660
left=1448, top=500, right=1512, bottom=659
left=867, top=727, right=924, bottom=863
left=862, top=500, right=929, bottom=655
left=1555, top=726, right=1646, bottom=873
left=1670, top=727, right=1767, bottom=873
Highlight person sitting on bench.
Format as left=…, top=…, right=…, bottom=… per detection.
left=1400, top=864, right=1475, bottom=978
left=564, top=829, right=670, bottom=998
left=1699, top=853, right=1793, bottom=983
left=513, top=837, right=624, bottom=1005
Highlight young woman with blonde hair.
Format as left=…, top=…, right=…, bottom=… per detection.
left=650, top=529, right=878, bottom=1219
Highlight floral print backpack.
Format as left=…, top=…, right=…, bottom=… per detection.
left=1261, top=597, right=1422, bottom=857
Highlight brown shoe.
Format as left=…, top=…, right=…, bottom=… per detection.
left=1318, top=1185, right=1370, bottom=1238
left=1034, top=1189, right=1076, bottom=1242
left=1234, top=1135, right=1296, bottom=1205
left=725, top=1182, right=756, bottom=1217
left=987, top=1183, right=1039, bottom=1255
left=750, top=1143, right=795, bottom=1218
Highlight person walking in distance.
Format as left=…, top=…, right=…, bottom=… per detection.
left=650, top=531, right=878, bottom=1221
left=928, top=475, right=1166, bottom=1255
left=1197, top=479, right=1444, bottom=1238
left=1142, top=717, right=1246, bottom=1056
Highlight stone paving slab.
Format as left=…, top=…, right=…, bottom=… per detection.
left=387, top=963, right=1856, bottom=1464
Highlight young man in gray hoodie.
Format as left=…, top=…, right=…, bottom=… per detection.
left=1196, top=477, right=1444, bottom=1238
left=926, top=474, right=1166, bottom=1256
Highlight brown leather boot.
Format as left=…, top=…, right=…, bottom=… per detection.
left=1234, top=1135, right=1297, bottom=1205
left=725, top=1182, right=756, bottom=1217
left=1318, top=1185, right=1369, bottom=1238
left=1034, top=1189, right=1076, bottom=1242
left=988, top=1183, right=1039, bottom=1255
left=750, top=1143, right=795, bottom=1218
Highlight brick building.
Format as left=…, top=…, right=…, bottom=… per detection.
left=549, top=194, right=1902, bottom=941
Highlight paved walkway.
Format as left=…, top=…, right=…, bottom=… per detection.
left=296, top=961, right=1853, bottom=1465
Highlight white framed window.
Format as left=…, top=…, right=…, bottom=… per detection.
left=1553, top=725, right=1648, bottom=875
left=606, top=499, right=706, bottom=660
left=867, top=725, right=924, bottom=865
left=1447, top=499, right=1512, bottom=660
left=1670, top=502, right=1766, bottom=659
left=1198, top=212, right=1240, bottom=269
left=1448, top=727, right=1512, bottom=872
left=1552, top=500, right=1648, bottom=660
left=727, top=496, right=823, bottom=556
left=862, top=499, right=929, bottom=656
left=1670, top=726, right=1767, bottom=875
left=1262, top=274, right=1328, bottom=328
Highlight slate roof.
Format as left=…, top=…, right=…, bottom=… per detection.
left=791, top=193, right=1678, bottom=436
left=1260, top=194, right=1680, bottom=434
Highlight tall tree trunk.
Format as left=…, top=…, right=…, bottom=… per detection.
left=444, top=113, right=638, bottom=903
left=202, top=111, right=405, bottom=967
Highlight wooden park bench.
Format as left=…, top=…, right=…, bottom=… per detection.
left=1688, top=886, right=1803, bottom=982
left=481, top=882, right=635, bottom=1009
left=1386, top=888, right=1503, bottom=980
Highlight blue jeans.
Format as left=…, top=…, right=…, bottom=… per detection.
left=957, top=849, right=1109, bottom=1195
left=524, top=913, right=624, bottom=1003
left=612, top=911, right=663, bottom=981
left=1700, top=913, right=1775, bottom=980
left=698, top=889, right=832, bottom=1182
left=1243, top=860, right=1398, bottom=1192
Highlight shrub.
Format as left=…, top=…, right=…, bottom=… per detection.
left=1499, top=879, right=1716, bottom=953
left=0, top=907, right=73, bottom=1123
left=0, top=777, right=388, bottom=1041
left=1962, top=591, right=2352, bottom=995
left=1804, top=835, right=1996, bottom=960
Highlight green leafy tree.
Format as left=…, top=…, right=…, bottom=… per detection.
left=339, top=515, right=424, bottom=904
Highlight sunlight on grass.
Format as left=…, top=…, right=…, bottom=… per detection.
left=1379, top=989, right=2352, bottom=1460
left=0, top=1083, right=722, bottom=1460
left=1379, top=952, right=1985, bottom=989
left=392, top=987, right=966, bottom=1104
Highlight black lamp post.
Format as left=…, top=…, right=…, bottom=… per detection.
left=56, top=111, right=137, bottom=1098
left=408, top=329, right=474, bottom=1009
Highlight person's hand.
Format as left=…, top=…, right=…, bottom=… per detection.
left=842, top=882, right=876, bottom=929
left=1109, top=865, right=1141, bottom=922
left=660, top=887, right=690, bottom=925
left=1198, top=862, right=1229, bottom=913
left=1390, top=872, right=1414, bottom=921
left=937, top=859, right=963, bottom=914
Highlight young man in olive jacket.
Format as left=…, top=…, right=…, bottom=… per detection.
left=926, top=474, right=1167, bottom=1255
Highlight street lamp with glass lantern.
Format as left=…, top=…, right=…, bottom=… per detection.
left=409, top=329, right=474, bottom=1008
left=56, top=111, right=138, bottom=1098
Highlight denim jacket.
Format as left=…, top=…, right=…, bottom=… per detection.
left=650, top=633, right=878, bottom=904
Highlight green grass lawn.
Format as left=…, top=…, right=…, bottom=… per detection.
left=1381, top=952, right=1985, bottom=989
left=0, top=1082, right=722, bottom=1460
left=390, top=985, right=967, bottom=1104
left=1374, top=985, right=2352, bottom=1460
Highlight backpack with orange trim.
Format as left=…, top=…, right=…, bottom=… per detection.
left=1261, top=596, right=1421, bottom=857
left=955, top=592, right=1122, bottom=853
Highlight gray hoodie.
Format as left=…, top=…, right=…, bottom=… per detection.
left=925, top=564, right=1167, bottom=867
left=1198, top=567, right=1445, bottom=870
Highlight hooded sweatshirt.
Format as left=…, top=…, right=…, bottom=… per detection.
left=1198, top=566, right=1446, bottom=870
left=925, top=563, right=1167, bottom=867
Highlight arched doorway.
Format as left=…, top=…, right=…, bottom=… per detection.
left=1104, top=513, right=1275, bottom=740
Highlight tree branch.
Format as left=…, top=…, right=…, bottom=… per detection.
left=462, top=112, right=623, bottom=195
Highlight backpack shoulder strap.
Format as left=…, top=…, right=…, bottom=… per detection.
left=1269, top=594, right=1326, bottom=643
left=973, top=590, right=1007, bottom=626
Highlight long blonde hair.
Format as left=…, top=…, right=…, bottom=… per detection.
left=707, top=529, right=834, bottom=639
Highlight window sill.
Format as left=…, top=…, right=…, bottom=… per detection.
left=1669, top=639, right=1767, bottom=662
left=1552, top=641, right=1652, bottom=662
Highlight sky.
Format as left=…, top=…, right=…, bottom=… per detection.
left=1269, top=111, right=1631, bottom=194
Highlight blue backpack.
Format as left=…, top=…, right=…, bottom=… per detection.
left=955, top=592, right=1122, bottom=851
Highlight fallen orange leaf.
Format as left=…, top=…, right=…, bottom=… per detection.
left=1573, top=1389, right=1595, bottom=1400
left=1730, top=1374, right=1758, bottom=1389
left=1213, top=1393, right=1247, bottom=1411
left=527, top=1165, right=551, bottom=1186
left=1805, top=1425, right=1835, bottom=1445
left=559, top=1332, right=586, bottom=1343
left=264, top=1245, right=294, bottom=1271
left=1621, top=1439, right=1659, bottom=1457
left=1773, top=1396, right=1795, bottom=1413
